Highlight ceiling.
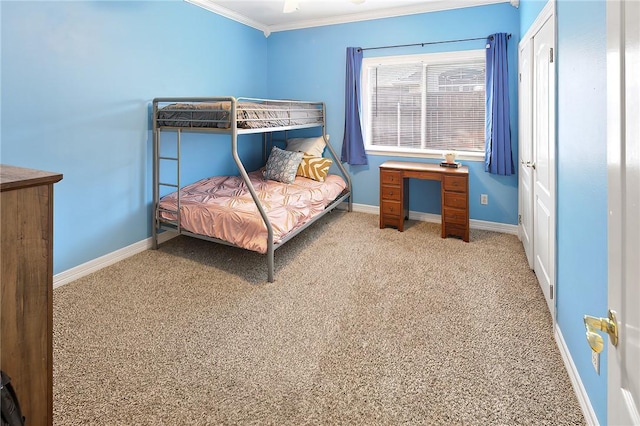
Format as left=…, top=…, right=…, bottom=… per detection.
left=185, top=0, right=516, bottom=36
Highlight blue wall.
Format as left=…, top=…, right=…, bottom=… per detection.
left=556, top=0, right=608, bottom=423
left=519, top=0, right=609, bottom=423
left=1, top=1, right=267, bottom=273
left=267, top=3, right=520, bottom=225
left=519, top=0, right=548, bottom=38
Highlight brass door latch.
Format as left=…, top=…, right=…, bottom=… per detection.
left=583, top=310, right=618, bottom=353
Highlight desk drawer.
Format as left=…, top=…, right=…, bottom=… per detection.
left=444, top=192, right=467, bottom=209
left=381, top=200, right=402, bottom=216
left=381, top=170, right=402, bottom=185
left=443, top=223, right=468, bottom=240
left=381, top=185, right=402, bottom=201
left=443, top=207, right=468, bottom=225
left=380, top=213, right=403, bottom=231
left=443, top=175, right=467, bottom=192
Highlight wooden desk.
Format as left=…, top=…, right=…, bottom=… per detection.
left=379, top=161, right=469, bottom=242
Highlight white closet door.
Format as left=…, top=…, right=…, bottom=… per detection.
left=532, top=14, right=556, bottom=319
left=518, top=38, right=534, bottom=269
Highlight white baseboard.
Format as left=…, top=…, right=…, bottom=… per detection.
left=349, top=202, right=519, bottom=235
left=54, top=205, right=515, bottom=288
left=555, top=325, right=599, bottom=425
left=53, top=231, right=177, bottom=289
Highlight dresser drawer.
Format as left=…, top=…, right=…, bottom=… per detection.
left=444, top=191, right=467, bottom=209
left=381, top=170, right=402, bottom=185
left=381, top=185, right=402, bottom=201
left=381, top=200, right=403, bottom=216
left=443, top=207, right=468, bottom=225
left=443, top=175, right=467, bottom=192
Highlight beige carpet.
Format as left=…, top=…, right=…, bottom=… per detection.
left=53, top=211, right=585, bottom=425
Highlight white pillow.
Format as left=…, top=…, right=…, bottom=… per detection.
left=285, top=135, right=328, bottom=158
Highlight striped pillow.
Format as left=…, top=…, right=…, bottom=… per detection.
left=297, top=155, right=333, bottom=182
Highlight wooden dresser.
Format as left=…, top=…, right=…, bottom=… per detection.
left=379, top=161, right=469, bottom=241
left=1, top=164, right=62, bottom=426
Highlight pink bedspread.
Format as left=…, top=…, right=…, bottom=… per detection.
left=159, top=170, right=347, bottom=254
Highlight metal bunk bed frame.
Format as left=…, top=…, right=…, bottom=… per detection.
left=151, top=96, right=353, bottom=282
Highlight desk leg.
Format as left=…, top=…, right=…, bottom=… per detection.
left=400, top=178, right=409, bottom=231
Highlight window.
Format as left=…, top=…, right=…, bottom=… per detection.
left=361, top=50, right=485, bottom=159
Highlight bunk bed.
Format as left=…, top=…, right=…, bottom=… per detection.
left=151, top=97, right=352, bottom=282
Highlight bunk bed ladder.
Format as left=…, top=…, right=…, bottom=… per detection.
left=152, top=115, right=182, bottom=249
left=160, top=131, right=181, bottom=228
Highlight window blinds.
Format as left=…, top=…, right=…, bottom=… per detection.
left=367, top=58, right=485, bottom=152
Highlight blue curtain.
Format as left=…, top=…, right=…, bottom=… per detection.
left=485, top=33, right=514, bottom=176
left=341, top=47, right=367, bottom=165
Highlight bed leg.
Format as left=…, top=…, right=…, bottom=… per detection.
left=267, top=247, right=274, bottom=283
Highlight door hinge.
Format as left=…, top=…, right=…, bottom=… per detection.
left=519, top=72, right=522, bottom=83
left=518, top=214, right=522, bottom=225
left=550, top=284, right=554, bottom=299
left=549, top=47, right=554, bottom=63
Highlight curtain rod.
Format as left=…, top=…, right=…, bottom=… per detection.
left=357, top=34, right=511, bottom=52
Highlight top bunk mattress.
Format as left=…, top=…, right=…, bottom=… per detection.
left=155, top=99, right=323, bottom=130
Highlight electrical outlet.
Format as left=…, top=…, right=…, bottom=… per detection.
left=480, top=194, right=488, bottom=205
left=592, top=350, right=600, bottom=375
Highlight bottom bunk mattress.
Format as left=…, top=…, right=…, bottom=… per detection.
left=158, top=170, right=347, bottom=254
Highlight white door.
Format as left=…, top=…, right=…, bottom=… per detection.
left=518, top=38, right=534, bottom=269
left=607, top=0, right=640, bottom=423
left=532, top=15, right=556, bottom=318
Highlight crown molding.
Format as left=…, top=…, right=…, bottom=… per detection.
left=269, top=0, right=508, bottom=33
left=186, top=0, right=513, bottom=37
left=184, top=0, right=272, bottom=36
